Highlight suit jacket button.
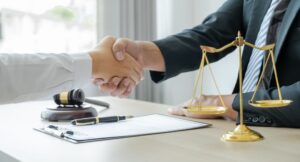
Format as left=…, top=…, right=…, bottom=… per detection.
left=259, top=116, right=266, bottom=123
left=247, top=116, right=252, bottom=122
left=252, top=116, right=259, bottom=123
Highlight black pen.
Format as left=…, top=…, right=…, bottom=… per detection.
left=71, top=116, right=134, bottom=126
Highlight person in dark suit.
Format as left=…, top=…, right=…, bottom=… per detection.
left=95, top=0, right=300, bottom=127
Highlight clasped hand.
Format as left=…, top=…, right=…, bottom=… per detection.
left=89, top=36, right=143, bottom=97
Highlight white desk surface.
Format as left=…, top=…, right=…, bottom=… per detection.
left=0, top=97, right=300, bottom=162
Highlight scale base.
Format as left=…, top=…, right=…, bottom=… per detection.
left=186, top=106, right=226, bottom=115
left=221, top=124, right=263, bottom=142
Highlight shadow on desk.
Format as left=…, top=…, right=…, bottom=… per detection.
left=0, top=151, right=20, bottom=162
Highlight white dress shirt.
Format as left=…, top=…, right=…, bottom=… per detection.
left=0, top=53, right=92, bottom=104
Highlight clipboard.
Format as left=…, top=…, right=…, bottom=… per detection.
left=34, top=114, right=211, bottom=144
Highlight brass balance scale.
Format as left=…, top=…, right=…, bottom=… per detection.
left=187, top=31, right=292, bottom=142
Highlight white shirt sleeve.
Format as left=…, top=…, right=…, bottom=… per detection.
left=0, top=53, right=92, bottom=104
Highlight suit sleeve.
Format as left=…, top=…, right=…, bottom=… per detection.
left=233, top=82, right=300, bottom=127
left=150, top=0, right=244, bottom=83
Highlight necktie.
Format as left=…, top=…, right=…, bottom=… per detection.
left=263, top=0, right=290, bottom=89
left=242, top=0, right=281, bottom=93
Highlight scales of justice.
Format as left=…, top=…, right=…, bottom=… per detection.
left=187, top=31, right=292, bottom=142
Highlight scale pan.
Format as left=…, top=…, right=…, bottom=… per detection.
left=186, top=106, right=226, bottom=115
left=249, top=100, right=292, bottom=108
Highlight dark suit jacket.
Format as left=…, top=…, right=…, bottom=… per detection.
left=151, top=0, right=300, bottom=127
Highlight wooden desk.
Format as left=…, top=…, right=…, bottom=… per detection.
left=0, top=97, right=300, bottom=162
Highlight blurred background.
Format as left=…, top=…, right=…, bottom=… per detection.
left=0, top=0, right=238, bottom=106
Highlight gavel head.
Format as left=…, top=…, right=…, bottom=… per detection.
left=53, top=89, right=85, bottom=106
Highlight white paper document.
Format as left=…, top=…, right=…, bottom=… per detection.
left=35, top=114, right=210, bottom=143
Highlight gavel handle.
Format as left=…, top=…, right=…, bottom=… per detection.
left=84, top=98, right=110, bottom=108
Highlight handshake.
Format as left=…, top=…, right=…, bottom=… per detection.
left=88, top=36, right=154, bottom=97
left=87, top=36, right=237, bottom=120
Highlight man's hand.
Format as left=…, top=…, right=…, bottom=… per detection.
left=93, top=38, right=146, bottom=97
left=113, top=38, right=145, bottom=67
left=112, top=38, right=165, bottom=71
left=89, top=36, right=143, bottom=85
left=93, top=37, right=165, bottom=97
left=93, top=77, right=135, bottom=97
left=169, top=94, right=238, bottom=120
